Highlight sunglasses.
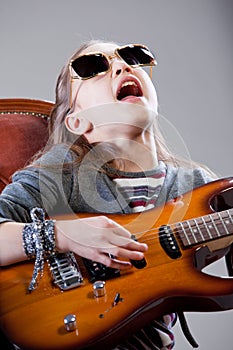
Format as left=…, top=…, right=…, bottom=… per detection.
left=68, top=44, right=157, bottom=108
left=69, top=44, right=157, bottom=80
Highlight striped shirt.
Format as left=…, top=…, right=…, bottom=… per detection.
left=113, top=172, right=165, bottom=213
left=113, top=168, right=176, bottom=349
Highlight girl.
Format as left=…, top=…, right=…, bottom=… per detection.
left=0, top=40, right=215, bottom=349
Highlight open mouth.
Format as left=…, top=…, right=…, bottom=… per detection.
left=117, top=79, right=143, bottom=100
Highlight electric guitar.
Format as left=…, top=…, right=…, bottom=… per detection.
left=0, top=178, right=233, bottom=350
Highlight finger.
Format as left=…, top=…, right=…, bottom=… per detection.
left=123, top=240, right=148, bottom=252
left=110, top=232, right=148, bottom=252
left=99, top=254, right=133, bottom=270
left=111, top=223, right=132, bottom=239
left=74, top=246, right=132, bottom=271
left=105, top=246, right=146, bottom=261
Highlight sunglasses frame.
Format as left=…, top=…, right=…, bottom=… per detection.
left=68, top=44, right=157, bottom=108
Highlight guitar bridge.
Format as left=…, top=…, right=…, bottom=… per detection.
left=48, top=252, right=83, bottom=290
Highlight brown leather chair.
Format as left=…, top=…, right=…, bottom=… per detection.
left=0, top=98, right=53, bottom=193
left=0, top=98, right=54, bottom=348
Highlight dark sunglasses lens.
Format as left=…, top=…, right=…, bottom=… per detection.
left=71, top=54, right=109, bottom=78
left=118, top=45, right=154, bottom=66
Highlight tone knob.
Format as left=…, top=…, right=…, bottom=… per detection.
left=64, top=314, right=77, bottom=332
left=92, top=280, right=106, bottom=297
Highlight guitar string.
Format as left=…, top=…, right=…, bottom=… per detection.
left=138, top=219, right=231, bottom=242
left=132, top=216, right=232, bottom=245
left=141, top=207, right=233, bottom=236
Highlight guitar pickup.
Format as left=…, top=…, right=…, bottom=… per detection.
left=159, top=225, right=182, bottom=259
left=82, top=258, right=120, bottom=282
left=48, top=252, right=83, bottom=291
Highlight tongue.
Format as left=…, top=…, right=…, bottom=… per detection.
left=117, top=85, right=139, bottom=100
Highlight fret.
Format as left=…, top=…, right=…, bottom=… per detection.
left=201, top=216, right=212, bottom=240
left=192, top=218, right=204, bottom=242
left=187, top=220, right=198, bottom=243
left=211, top=211, right=232, bottom=237
left=221, top=209, right=233, bottom=234
left=209, top=214, right=220, bottom=237
left=227, top=209, right=233, bottom=225
left=189, top=216, right=211, bottom=243
left=217, top=212, right=230, bottom=235
left=177, top=208, right=233, bottom=248
left=176, top=221, right=192, bottom=246
left=202, top=214, right=220, bottom=239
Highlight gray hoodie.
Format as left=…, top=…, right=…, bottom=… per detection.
left=0, top=144, right=214, bottom=224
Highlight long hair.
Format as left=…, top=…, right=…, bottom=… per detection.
left=45, top=40, right=215, bottom=177
left=48, top=42, right=93, bottom=145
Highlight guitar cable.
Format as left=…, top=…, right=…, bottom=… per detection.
left=177, top=311, right=199, bottom=348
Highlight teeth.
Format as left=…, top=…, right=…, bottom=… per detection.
left=121, top=81, right=137, bottom=88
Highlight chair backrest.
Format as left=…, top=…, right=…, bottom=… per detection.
left=0, top=98, right=54, bottom=193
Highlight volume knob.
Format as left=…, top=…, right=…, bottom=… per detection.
left=93, top=280, right=106, bottom=297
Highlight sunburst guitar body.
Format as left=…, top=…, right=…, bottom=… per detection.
left=0, top=178, right=233, bottom=349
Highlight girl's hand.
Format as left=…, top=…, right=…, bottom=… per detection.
left=55, top=216, right=148, bottom=270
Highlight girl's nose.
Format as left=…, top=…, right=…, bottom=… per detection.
left=111, top=58, right=132, bottom=78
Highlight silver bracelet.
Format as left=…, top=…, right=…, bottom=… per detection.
left=22, top=208, right=56, bottom=292
left=44, top=219, right=56, bottom=256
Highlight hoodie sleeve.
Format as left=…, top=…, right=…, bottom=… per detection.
left=0, top=145, right=74, bottom=224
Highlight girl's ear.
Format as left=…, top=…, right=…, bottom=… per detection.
left=65, top=114, right=93, bottom=135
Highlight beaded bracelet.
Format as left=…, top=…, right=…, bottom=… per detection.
left=22, top=208, right=56, bottom=292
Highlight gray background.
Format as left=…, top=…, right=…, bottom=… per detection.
left=1, top=0, right=232, bottom=349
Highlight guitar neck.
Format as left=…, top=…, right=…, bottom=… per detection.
left=176, top=208, right=233, bottom=247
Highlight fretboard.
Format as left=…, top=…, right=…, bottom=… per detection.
left=176, top=208, right=233, bottom=247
